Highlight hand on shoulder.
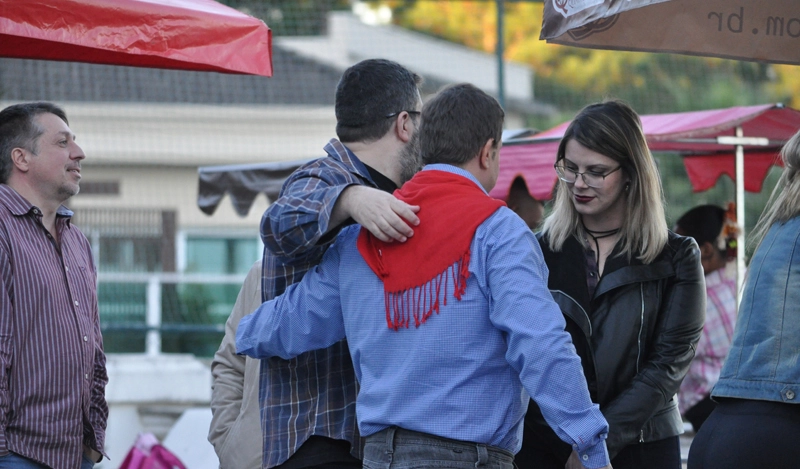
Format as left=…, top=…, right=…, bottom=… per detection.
left=341, top=185, right=420, bottom=242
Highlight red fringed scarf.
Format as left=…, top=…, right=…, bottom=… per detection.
left=357, top=170, right=505, bottom=331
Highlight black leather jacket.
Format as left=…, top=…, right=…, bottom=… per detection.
left=523, top=232, right=705, bottom=459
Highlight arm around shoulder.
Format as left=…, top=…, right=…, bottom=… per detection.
left=261, top=161, right=363, bottom=259
left=330, top=185, right=420, bottom=243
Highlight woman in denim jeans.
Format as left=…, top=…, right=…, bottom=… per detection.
left=688, top=129, right=800, bottom=469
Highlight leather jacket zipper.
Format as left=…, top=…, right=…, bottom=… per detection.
left=638, top=285, right=645, bottom=444
left=636, top=284, right=645, bottom=374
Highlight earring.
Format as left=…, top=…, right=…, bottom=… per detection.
left=625, top=182, right=631, bottom=191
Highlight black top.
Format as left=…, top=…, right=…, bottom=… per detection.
left=365, top=164, right=398, bottom=193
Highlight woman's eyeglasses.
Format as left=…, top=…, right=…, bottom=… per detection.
left=554, top=162, right=622, bottom=189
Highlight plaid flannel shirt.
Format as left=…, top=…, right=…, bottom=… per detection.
left=258, top=139, right=375, bottom=467
left=679, top=265, right=738, bottom=414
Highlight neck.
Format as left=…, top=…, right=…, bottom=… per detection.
left=345, top=138, right=403, bottom=187
left=580, top=210, right=625, bottom=233
left=6, top=179, right=62, bottom=231
left=460, top=158, right=495, bottom=192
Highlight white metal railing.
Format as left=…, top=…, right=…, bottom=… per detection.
left=98, top=272, right=247, bottom=356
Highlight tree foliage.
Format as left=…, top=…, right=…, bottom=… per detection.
left=385, top=0, right=799, bottom=125
left=219, top=0, right=350, bottom=36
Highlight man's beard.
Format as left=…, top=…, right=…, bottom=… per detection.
left=398, top=132, right=422, bottom=184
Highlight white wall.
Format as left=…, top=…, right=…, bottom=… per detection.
left=70, top=165, right=266, bottom=230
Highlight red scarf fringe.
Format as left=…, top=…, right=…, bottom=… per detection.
left=384, top=251, right=471, bottom=330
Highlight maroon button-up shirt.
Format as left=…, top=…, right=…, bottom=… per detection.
left=0, top=184, right=107, bottom=469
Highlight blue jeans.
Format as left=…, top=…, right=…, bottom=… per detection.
left=0, top=452, right=95, bottom=469
left=363, top=427, right=514, bottom=469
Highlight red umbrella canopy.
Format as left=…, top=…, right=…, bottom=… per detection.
left=490, top=104, right=800, bottom=201
left=0, top=0, right=272, bottom=76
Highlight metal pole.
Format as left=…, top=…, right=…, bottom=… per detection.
left=146, top=276, right=162, bottom=356
left=496, top=0, right=505, bottom=109
left=735, top=126, right=746, bottom=304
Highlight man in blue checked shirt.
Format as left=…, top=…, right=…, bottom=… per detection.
left=237, top=84, right=612, bottom=469
left=210, top=59, right=424, bottom=469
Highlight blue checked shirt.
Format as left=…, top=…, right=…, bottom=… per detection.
left=257, top=139, right=379, bottom=467
left=241, top=165, right=611, bottom=469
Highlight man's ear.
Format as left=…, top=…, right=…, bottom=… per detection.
left=396, top=112, right=414, bottom=143
left=478, top=139, right=495, bottom=170
left=10, top=147, right=30, bottom=173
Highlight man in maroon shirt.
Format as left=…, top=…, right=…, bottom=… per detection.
left=0, top=102, right=107, bottom=469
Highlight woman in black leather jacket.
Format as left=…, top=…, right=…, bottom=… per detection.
left=516, top=101, right=705, bottom=469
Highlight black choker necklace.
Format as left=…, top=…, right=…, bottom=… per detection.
left=584, top=226, right=621, bottom=239
left=583, top=225, right=621, bottom=263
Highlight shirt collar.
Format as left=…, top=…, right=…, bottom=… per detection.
left=324, top=138, right=373, bottom=185
left=0, top=184, right=74, bottom=221
left=422, top=164, right=488, bottom=195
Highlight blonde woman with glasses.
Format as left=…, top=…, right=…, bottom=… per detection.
left=515, top=100, right=705, bottom=469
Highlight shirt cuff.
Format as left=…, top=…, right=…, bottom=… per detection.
left=83, top=445, right=103, bottom=463
left=573, top=439, right=610, bottom=469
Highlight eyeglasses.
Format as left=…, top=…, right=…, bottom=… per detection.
left=385, top=110, right=421, bottom=119
left=554, top=162, right=622, bottom=188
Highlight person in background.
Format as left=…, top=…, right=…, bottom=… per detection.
left=517, top=100, right=705, bottom=469
left=506, top=176, right=544, bottom=230
left=687, top=129, right=800, bottom=469
left=209, top=261, right=262, bottom=469
left=674, top=204, right=739, bottom=432
left=237, top=83, right=611, bottom=469
left=0, top=102, right=107, bottom=469
left=209, top=58, right=423, bottom=468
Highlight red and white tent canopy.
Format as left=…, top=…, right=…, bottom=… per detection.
left=491, top=103, right=800, bottom=201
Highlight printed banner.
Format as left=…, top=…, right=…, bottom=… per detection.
left=543, top=0, right=800, bottom=66
left=542, top=0, right=670, bottom=39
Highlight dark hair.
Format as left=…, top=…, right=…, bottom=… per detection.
left=0, top=102, right=68, bottom=184
left=555, top=100, right=643, bottom=174
left=335, top=59, right=422, bottom=143
left=419, top=83, right=504, bottom=166
left=509, top=176, right=530, bottom=197
left=675, top=205, right=726, bottom=246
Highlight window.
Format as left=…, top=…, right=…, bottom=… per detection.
left=185, top=237, right=261, bottom=274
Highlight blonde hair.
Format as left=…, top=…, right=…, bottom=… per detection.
left=542, top=100, right=668, bottom=264
left=748, top=129, right=800, bottom=253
